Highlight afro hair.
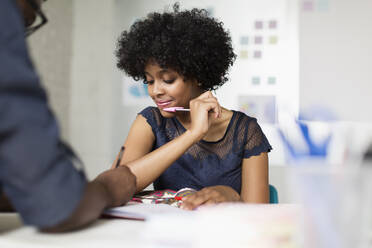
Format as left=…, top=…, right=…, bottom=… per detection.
left=115, top=3, right=236, bottom=91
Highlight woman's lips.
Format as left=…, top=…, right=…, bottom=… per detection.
left=156, top=100, right=173, bottom=108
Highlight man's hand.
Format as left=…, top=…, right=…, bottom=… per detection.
left=42, top=166, right=136, bottom=232
left=0, top=191, right=14, bottom=212
left=180, top=185, right=240, bottom=210
left=94, top=166, right=136, bottom=207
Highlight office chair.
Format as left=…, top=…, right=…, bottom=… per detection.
left=269, top=184, right=279, bottom=204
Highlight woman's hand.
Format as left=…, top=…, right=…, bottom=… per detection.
left=180, top=185, right=240, bottom=210
left=188, top=91, right=221, bottom=140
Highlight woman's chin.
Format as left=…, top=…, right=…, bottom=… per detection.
left=159, top=109, right=175, bottom=118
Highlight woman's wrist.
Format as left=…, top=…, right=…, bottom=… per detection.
left=185, top=129, right=204, bottom=143
left=215, top=185, right=241, bottom=202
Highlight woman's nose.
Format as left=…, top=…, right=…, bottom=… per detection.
left=150, top=81, right=164, bottom=95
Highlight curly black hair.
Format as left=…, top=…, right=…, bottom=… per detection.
left=115, top=3, right=236, bottom=91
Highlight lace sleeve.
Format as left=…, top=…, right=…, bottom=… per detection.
left=138, top=106, right=162, bottom=134
left=243, top=119, right=272, bottom=158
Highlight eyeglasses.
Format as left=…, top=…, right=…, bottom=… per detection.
left=25, top=0, right=48, bottom=37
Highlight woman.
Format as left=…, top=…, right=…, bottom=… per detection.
left=113, top=4, right=272, bottom=210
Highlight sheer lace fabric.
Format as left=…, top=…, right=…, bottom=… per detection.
left=139, top=107, right=272, bottom=192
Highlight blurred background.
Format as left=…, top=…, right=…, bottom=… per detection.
left=27, top=0, right=372, bottom=203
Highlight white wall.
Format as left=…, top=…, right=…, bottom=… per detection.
left=299, top=0, right=372, bottom=122
left=28, top=0, right=119, bottom=180
left=69, top=0, right=117, bottom=179
left=28, top=0, right=73, bottom=141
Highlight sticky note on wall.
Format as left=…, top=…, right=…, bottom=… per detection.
left=268, top=77, right=276, bottom=85
left=252, top=77, right=260, bottom=85
left=254, top=36, right=263, bottom=44
left=269, top=36, right=278, bottom=44
left=255, top=20, right=263, bottom=29
left=253, top=50, right=262, bottom=59
left=240, top=50, right=248, bottom=59
left=302, top=1, right=314, bottom=11
left=269, top=20, right=277, bottom=29
left=240, top=36, right=249, bottom=45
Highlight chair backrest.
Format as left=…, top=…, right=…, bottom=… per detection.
left=269, top=184, right=279, bottom=204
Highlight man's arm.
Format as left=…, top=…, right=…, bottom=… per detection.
left=0, top=166, right=136, bottom=232
left=0, top=191, right=14, bottom=212
left=0, top=0, right=135, bottom=231
left=42, top=166, right=136, bottom=233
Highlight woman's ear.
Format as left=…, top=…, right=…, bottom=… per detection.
left=188, top=78, right=201, bottom=88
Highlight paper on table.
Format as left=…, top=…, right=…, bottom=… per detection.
left=102, top=202, right=189, bottom=221
left=131, top=188, right=196, bottom=207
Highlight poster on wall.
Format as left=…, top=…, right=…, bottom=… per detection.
left=122, top=76, right=153, bottom=106
left=238, top=95, right=277, bottom=124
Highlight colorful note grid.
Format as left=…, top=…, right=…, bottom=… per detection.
left=239, top=20, right=279, bottom=60
left=302, top=0, right=329, bottom=12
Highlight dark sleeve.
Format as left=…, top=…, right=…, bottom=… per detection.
left=0, top=0, right=87, bottom=228
left=243, top=119, right=272, bottom=158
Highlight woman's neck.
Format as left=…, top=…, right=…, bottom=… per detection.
left=176, top=107, right=233, bottom=142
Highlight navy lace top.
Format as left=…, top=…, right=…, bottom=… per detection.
left=139, top=107, right=272, bottom=193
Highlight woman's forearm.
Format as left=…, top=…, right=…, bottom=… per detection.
left=127, top=130, right=200, bottom=192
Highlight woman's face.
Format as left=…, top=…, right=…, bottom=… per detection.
left=144, top=62, right=202, bottom=118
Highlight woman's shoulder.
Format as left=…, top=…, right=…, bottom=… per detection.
left=214, top=108, right=258, bottom=134
left=139, top=106, right=160, bottom=116
left=231, top=109, right=258, bottom=123
left=138, top=106, right=163, bottom=126
left=230, top=110, right=266, bottom=136
left=232, top=110, right=272, bottom=152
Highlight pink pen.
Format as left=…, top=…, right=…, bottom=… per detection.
left=163, top=107, right=190, bottom=112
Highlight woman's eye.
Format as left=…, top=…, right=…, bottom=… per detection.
left=164, top=79, right=175, bottom=84
left=143, top=80, right=154, bottom=85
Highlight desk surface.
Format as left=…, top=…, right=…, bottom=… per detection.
left=2, top=207, right=371, bottom=248
left=0, top=205, right=303, bottom=248
left=0, top=213, right=146, bottom=248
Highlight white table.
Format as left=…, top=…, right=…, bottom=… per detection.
left=0, top=205, right=300, bottom=248
left=0, top=213, right=147, bottom=248
left=2, top=207, right=371, bottom=248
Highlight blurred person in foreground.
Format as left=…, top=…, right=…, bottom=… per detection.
left=0, top=0, right=136, bottom=232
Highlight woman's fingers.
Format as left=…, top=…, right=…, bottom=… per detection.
left=203, top=199, right=219, bottom=205
left=197, top=90, right=214, bottom=100
left=202, top=97, right=221, bottom=118
left=181, top=191, right=211, bottom=210
left=180, top=186, right=238, bottom=210
left=193, top=91, right=221, bottom=118
left=188, top=91, right=221, bottom=140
